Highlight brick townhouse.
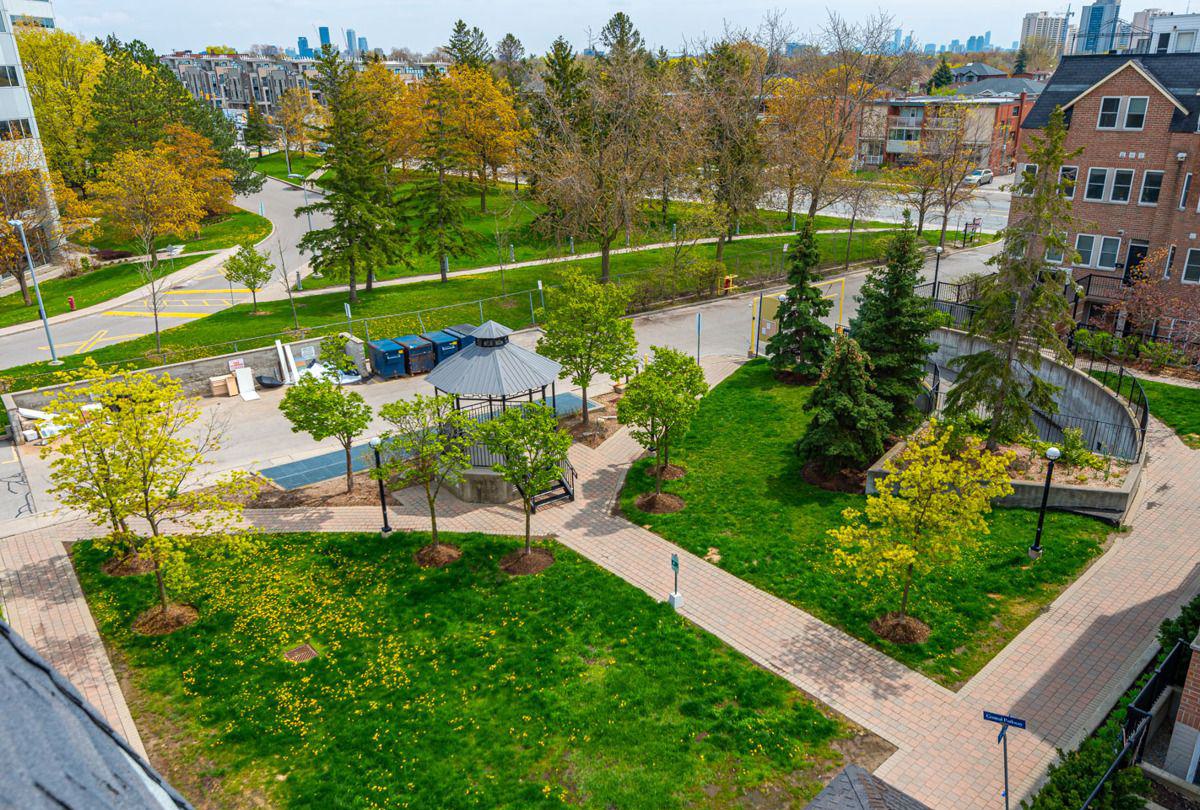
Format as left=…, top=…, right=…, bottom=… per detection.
left=1013, top=54, right=1200, bottom=328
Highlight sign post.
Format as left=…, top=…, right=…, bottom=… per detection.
left=983, top=711, right=1026, bottom=810
left=668, top=553, right=681, bottom=609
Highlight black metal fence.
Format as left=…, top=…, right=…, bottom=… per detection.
left=1075, top=351, right=1151, bottom=459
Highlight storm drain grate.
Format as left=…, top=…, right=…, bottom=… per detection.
left=283, top=643, right=319, bottom=663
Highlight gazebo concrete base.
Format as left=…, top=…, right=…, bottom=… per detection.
left=450, top=467, right=519, bottom=505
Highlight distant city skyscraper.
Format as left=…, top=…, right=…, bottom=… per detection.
left=1021, top=11, right=1070, bottom=51
left=1078, top=0, right=1122, bottom=52
left=892, top=27, right=902, bottom=52
left=318, top=26, right=331, bottom=49
left=297, top=36, right=312, bottom=57
left=357, top=36, right=368, bottom=53
left=346, top=28, right=357, bottom=54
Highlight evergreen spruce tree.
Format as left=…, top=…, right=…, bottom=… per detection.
left=849, top=214, right=938, bottom=432
left=446, top=20, right=492, bottom=68
left=766, top=220, right=833, bottom=381
left=296, top=48, right=404, bottom=302
left=795, top=335, right=891, bottom=474
left=243, top=102, right=273, bottom=159
left=927, top=57, right=953, bottom=93
left=1013, top=47, right=1028, bottom=74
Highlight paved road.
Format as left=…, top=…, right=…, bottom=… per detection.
left=768, top=184, right=1013, bottom=235
left=0, top=178, right=327, bottom=370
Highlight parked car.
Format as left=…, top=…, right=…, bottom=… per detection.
left=965, top=168, right=993, bottom=186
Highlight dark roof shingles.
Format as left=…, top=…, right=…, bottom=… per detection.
left=805, top=765, right=933, bottom=810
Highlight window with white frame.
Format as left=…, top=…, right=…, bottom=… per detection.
left=1075, top=234, right=1122, bottom=269
left=1015, top=162, right=1038, bottom=195
left=1165, top=245, right=1176, bottom=279
left=1084, top=167, right=1135, bottom=203
left=1096, top=96, right=1148, bottom=130
left=1181, top=173, right=1194, bottom=209
left=1185, top=249, right=1200, bottom=284
left=1140, top=171, right=1164, bottom=205
left=1111, top=169, right=1134, bottom=202
left=1059, top=166, right=1078, bottom=198
left=1176, top=31, right=1196, bottom=52
left=1085, top=168, right=1108, bottom=200
left=1045, top=234, right=1065, bottom=263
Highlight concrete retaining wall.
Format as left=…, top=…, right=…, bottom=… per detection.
left=3, top=333, right=368, bottom=444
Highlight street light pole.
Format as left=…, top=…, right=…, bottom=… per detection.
left=287, top=173, right=313, bottom=232
left=932, top=245, right=944, bottom=299
left=1029, top=446, right=1061, bottom=560
left=10, top=219, right=61, bottom=365
left=370, top=437, right=392, bottom=536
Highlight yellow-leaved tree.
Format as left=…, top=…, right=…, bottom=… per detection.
left=828, top=421, right=1014, bottom=641
left=443, top=65, right=522, bottom=211
left=42, top=360, right=258, bottom=634
left=156, top=123, right=234, bottom=215
left=357, top=62, right=429, bottom=181
left=86, top=146, right=205, bottom=352
left=276, top=86, right=320, bottom=165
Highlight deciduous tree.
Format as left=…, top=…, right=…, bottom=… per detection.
left=766, top=221, right=833, bottom=380
left=277, top=86, right=320, bottom=163
left=795, top=335, right=891, bottom=473
left=849, top=215, right=938, bottom=431
left=279, top=374, right=373, bottom=493
left=376, top=394, right=477, bottom=550
left=222, top=242, right=273, bottom=312
left=479, top=403, right=571, bottom=555
left=828, top=421, right=1014, bottom=630
left=157, top=123, right=234, bottom=215
left=537, top=268, right=637, bottom=425
left=443, top=66, right=522, bottom=211
left=0, top=137, right=76, bottom=306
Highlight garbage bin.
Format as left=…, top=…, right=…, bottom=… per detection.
left=421, top=330, right=461, bottom=365
left=394, top=335, right=435, bottom=375
left=368, top=339, right=406, bottom=379
left=445, top=324, right=478, bottom=348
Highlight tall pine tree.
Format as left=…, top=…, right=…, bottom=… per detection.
left=446, top=21, right=491, bottom=69
left=297, top=47, right=404, bottom=302
left=795, top=335, right=891, bottom=474
left=927, top=58, right=953, bottom=93
left=243, top=102, right=273, bottom=159
left=766, top=220, right=833, bottom=381
left=849, top=214, right=938, bottom=432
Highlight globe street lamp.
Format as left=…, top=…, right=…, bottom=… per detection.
left=932, top=245, right=945, bottom=299
left=9, top=219, right=61, bottom=365
left=1029, top=446, right=1061, bottom=560
left=369, top=436, right=392, bottom=536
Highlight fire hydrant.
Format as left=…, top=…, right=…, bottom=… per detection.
left=67, top=296, right=75, bottom=311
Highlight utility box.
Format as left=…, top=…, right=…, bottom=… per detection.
left=445, top=324, right=478, bottom=348
left=368, top=339, right=406, bottom=379
left=394, top=335, right=435, bottom=375
left=421, top=330, right=461, bottom=365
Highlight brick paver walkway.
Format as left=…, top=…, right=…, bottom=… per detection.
left=4, top=355, right=1200, bottom=807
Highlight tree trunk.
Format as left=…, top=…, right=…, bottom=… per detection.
left=600, top=240, right=612, bottom=283
left=365, top=265, right=375, bottom=292
left=344, top=443, right=354, bottom=493
left=806, top=191, right=820, bottom=219
left=580, top=383, right=589, bottom=425
left=154, top=562, right=169, bottom=613
left=715, top=233, right=727, bottom=263
left=898, top=562, right=914, bottom=618
left=916, top=207, right=926, bottom=235
left=785, top=186, right=796, bottom=222
left=844, top=211, right=857, bottom=270
left=661, top=179, right=670, bottom=226
left=938, top=212, right=950, bottom=248
left=427, top=487, right=439, bottom=546
left=479, top=163, right=488, bottom=213
left=439, top=253, right=449, bottom=283
left=347, top=255, right=359, bottom=304
left=13, top=269, right=30, bottom=306
left=251, top=289, right=258, bottom=312
left=523, top=501, right=532, bottom=554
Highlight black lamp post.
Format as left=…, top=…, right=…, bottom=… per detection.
left=370, top=437, right=392, bottom=536
left=932, top=245, right=944, bottom=299
left=1029, top=446, right=1061, bottom=560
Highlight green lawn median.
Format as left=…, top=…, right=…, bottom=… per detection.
left=619, top=360, right=1110, bottom=687
left=75, top=531, right=858, bottom=808
left=81, top=208, right=273, bottom=255
left=250, top=151, right=325, bottom=182
left=1093, top=369, right=1200, bottom=448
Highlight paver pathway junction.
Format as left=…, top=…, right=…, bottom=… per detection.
left=3, top=355, right=1199, bottom=807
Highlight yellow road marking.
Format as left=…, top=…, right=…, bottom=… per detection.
left=75, top=329, right=108, bottom=354
left=165, top=288, right=249, bottom=294
left=103, top=310, right=207, bottom=319
left=38, top=330, right=142, bottom=352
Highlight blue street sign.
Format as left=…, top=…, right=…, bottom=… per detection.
left=983, top=711, right=1027, bottom=730
left=671, top=553, right=679, bottom=572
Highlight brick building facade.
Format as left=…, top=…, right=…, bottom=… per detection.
left=1013, top=54, right=1200, bottom=329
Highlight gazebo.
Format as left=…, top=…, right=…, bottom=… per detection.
left=425, top=321, right=569, bottom=505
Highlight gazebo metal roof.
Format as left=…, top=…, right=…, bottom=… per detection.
left=426, top=321, right=561, bottom=399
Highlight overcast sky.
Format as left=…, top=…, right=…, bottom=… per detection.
left=54, top=0, right=1195, bottom=56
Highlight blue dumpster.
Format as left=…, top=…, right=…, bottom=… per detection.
left=394, top=334, right=435, bottom=375
left=445, top=324, right=477, bottom=348
left=367, top=339, right=406, bottom=379
left=421, top=330, right=461, bottom=365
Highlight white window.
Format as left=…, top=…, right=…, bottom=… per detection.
left=1045, top=243, right=1064, bottom=263
left=1085, top=168, right=1108, bottom=201
left=1185, top=249, right=1200, bottom=284
left=1124, top=97, right=1148, bottom=129
left=1097, top=236, right=1121, bottom=269
left=1139, top=171, right=1164, bottom=205
left=1074, top=234, right=1122, bottom=269
left=1015, top=163, right=1038, bottom=195
left=1059, top=166, right=1078, bottom=198
left=1181, top=173, right=1194, bottom=209
left=1096, top=96, right=1148, bottom=130
left=1075, top=234, right=1096, bottom=266
left=1097, top=97, right=1121, bottom=129
left=1165, top=245, right=1176, bottom=280
left=1110, top=169, right=1134, bottom=202
left=1176, top=31, right=1197, bottom=52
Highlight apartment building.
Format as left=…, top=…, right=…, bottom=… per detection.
left=1021, top=11, right=1070, bottom=50
left=1012, top=54, right=1200, bottom=325
left=2, top=0, right=59, bottom=260
left=160, top=51, right=447, bottom=118
left=856, top=92, right=1039, bottom=173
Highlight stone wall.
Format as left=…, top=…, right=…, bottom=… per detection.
left=3, top=333, right=368, bottom=443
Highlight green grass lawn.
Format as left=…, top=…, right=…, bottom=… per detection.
left=620, top=360, right=1111, bottom=687
left=1094, top=369, right=1200, bottom=448
left=250, top=151, right=325, bottom=182
left=75, top=531, right=857, bottom=809
left=0, top=230, right=907, bottom=391
left=82, top=209, right=273, bottom=255
left=0, top=253, right=212, bottom=329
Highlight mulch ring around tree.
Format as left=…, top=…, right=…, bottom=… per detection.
left=413, top=543, right=462, bottom=569
left=499, top=548, right=555, bottom=576
left=635, top=492, right=686, bottom=514
left=870, top=612, right=931, bottom=645
left=133, top=603, right=199, bottom=636
left=801, top=461, right=866, bottom=494
left=101, top=553, right=157, bottom=577
left=650, top=463, right=686, bottom=482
